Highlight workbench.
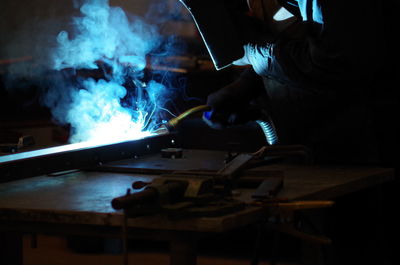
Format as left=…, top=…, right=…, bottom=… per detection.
left=0, top=149, right=395, bottom=265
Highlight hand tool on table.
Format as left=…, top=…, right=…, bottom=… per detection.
left=110, top=142, right=288, bottom=217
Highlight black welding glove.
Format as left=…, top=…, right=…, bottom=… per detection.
left=203, top=68, right=264, bottom=129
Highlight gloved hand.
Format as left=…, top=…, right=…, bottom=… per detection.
left=203, top=69, right=264, bottom=129
left=203, top=105, right=263, bottom=129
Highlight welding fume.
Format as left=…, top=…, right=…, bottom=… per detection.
left=1, top=0, right=173, bottom=146
left=180, top=0, right=395, bottom=165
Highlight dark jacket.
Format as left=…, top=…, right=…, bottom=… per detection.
left=245, top=0, right=397, bottom=164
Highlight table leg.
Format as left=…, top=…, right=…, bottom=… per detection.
left=0, top=232, right=23, bottom=265
left=301, top=241, right=325, bottom=265
left=170, top=233, right=197, bottom=265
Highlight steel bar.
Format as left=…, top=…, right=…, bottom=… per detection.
left=0, top=133, right=176, bottom=183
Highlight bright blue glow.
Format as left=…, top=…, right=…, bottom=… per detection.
left=66, top=78, right=153, bottom=142
left=48, top=0, right=170, bottom=143
left=312, top=0, right=324, bottom=24
left=273, top=7, right=294, bottom=21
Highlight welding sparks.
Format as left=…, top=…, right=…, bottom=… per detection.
left=47, top=0, right=173, bottom=144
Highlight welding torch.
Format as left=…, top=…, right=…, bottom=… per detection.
left=153, top=105, right=211, bottom=135
left=154, top=104, right=278, bottom=145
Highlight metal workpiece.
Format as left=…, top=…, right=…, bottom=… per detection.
left=0, top=133, right=177, bottom=183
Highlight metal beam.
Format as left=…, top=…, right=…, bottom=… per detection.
left=0, top=133, right=176, bottom=182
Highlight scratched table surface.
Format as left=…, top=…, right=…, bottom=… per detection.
left=0, top=149, right=395, bottom=233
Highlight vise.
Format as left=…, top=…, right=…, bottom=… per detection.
left=111, top=175, right=214, bottom=210
left=111, top=173, right=246, bottom=218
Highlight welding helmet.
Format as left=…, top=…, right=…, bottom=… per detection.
left=179, top=0, right=299, bottom=70
left=179, top=0, right=247, bottom=70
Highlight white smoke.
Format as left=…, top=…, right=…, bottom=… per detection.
left=48, top=0, right=172, bottom=143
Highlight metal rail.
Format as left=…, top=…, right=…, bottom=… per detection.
left=0, top=133, right=176, bottom=183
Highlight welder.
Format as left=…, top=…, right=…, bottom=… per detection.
left=180, top=1, right=398, bottom=264
left=180, top=0, right=397, bottom=165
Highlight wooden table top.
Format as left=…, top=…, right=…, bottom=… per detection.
left=0, top=150, right=395, bottom=233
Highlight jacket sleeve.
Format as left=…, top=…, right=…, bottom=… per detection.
left=247, top=0, right=384, bottom=92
